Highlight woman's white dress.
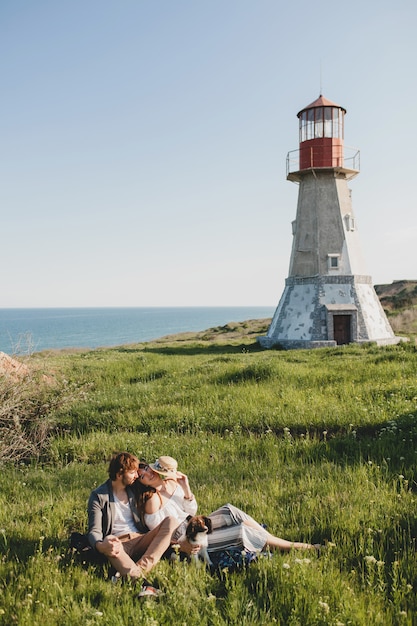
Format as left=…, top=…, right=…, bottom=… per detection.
left=144, top=484, right=268, bottom=553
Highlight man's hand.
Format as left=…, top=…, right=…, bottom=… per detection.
left=95, top=535, right=122, bottom=557
left=177, top=538, right=200, bottom=555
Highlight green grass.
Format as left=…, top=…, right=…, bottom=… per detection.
left=0, top=339, right=416, bottom=625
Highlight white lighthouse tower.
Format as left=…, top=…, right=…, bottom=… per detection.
left=259, top=94, right=399, bottom=349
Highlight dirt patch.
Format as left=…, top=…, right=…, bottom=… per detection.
left=0, top=352, right=30, bottom=379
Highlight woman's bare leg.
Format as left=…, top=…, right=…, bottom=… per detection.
left=242, top=520, right=315, bottom=551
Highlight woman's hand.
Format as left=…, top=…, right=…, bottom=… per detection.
left=176, top=471, right=193, bottom=500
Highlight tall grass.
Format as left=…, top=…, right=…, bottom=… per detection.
left=0, top=340, right=416, bottom=625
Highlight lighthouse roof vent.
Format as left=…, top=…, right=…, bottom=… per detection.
left=297, top=94, right=346, bottom=118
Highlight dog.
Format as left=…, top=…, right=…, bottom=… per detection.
left=185, top=515, right=213, bottom=567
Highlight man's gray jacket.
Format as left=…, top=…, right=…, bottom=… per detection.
left=87, top=479, right=148, bottom=550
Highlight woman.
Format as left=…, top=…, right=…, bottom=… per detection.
left=134, top=456, right=320, bottom=555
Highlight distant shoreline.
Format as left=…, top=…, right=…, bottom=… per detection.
left=0, top=307, right=276, bottom=355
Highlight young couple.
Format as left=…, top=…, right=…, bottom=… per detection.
left=88, top=452, right=319, bottom=597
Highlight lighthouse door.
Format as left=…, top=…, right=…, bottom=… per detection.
left=333, top=315, right=351, bottom=345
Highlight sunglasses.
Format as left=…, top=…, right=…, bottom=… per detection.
left=137, top=463, right=150, bottom=480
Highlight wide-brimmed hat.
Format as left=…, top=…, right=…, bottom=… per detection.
left=149, top=456, right=178, bottom=477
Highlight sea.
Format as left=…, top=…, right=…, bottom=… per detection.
left=0, top=307, right=275, bottom=356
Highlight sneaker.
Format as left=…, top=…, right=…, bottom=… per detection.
left=110, top=571, right=121, bottom=584
left=137, top=579, right=162, bottom=599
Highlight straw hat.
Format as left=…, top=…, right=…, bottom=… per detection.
left=149, top=456, right=178, bottom=477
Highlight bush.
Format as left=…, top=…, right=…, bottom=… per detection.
left=0, top=365, right=82, bottom=464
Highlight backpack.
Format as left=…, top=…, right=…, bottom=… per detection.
left=69, top=532, right=107, bottom=565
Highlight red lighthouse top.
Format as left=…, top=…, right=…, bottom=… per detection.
left=297, top=94, right=346, bottom=170
left=297, top=94, right=346, bottom=119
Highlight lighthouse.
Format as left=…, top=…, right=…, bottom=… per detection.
left=259, top=95, right=400, bottom=349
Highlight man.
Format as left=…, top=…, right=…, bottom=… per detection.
left=88, top=451, right=178, bottom=597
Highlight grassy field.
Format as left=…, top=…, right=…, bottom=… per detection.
left=0, top=329, right=416, bottom=625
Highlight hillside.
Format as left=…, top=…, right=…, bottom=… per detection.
left=150, top=318, right=271, bottom=346
left=375, top=280, right=417, bottom=333
left=374, top=279, right=417, bottom=310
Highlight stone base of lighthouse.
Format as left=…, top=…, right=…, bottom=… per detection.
left=258, top=275, right=402, bottom=349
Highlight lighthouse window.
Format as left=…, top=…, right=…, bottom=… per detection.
left=314, top=107, right=324, bottom=138
left=300, top=111, right=308, bottom=142
left=328, top=254, right=340, bottom=270
left=303, top=109, right=314, bottom=140
left=333, top=108, right=340, bottom=139
left=344, top=214, right=356, bottom=231
left=300, top=106, right=343, bottom=141
left=324, top=107, right=333, bottom=137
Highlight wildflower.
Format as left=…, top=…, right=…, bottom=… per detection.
left=94, top=611, right=104, bottom=617
left=399, top=611, right=407, bottom=617
left=318, top=600, right=330, bottom=613
left=399, top=475, right=405, bottom=480
left=283, top=562, right=291, bottom=569
left=365, top=555, right=377, bottom=564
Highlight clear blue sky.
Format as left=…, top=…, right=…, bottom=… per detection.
left=1, top=0, right=416, bottom=307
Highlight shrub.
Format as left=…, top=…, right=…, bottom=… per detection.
left=0, top=366, right=82, bottom=464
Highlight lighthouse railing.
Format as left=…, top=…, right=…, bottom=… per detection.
left=286, top=146, right=360, bottom=177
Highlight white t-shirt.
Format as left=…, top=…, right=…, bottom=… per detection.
left=112, top=494, right=138, bottom=536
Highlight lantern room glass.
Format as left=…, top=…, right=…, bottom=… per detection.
left=299, top=106, right=344, bottom=142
